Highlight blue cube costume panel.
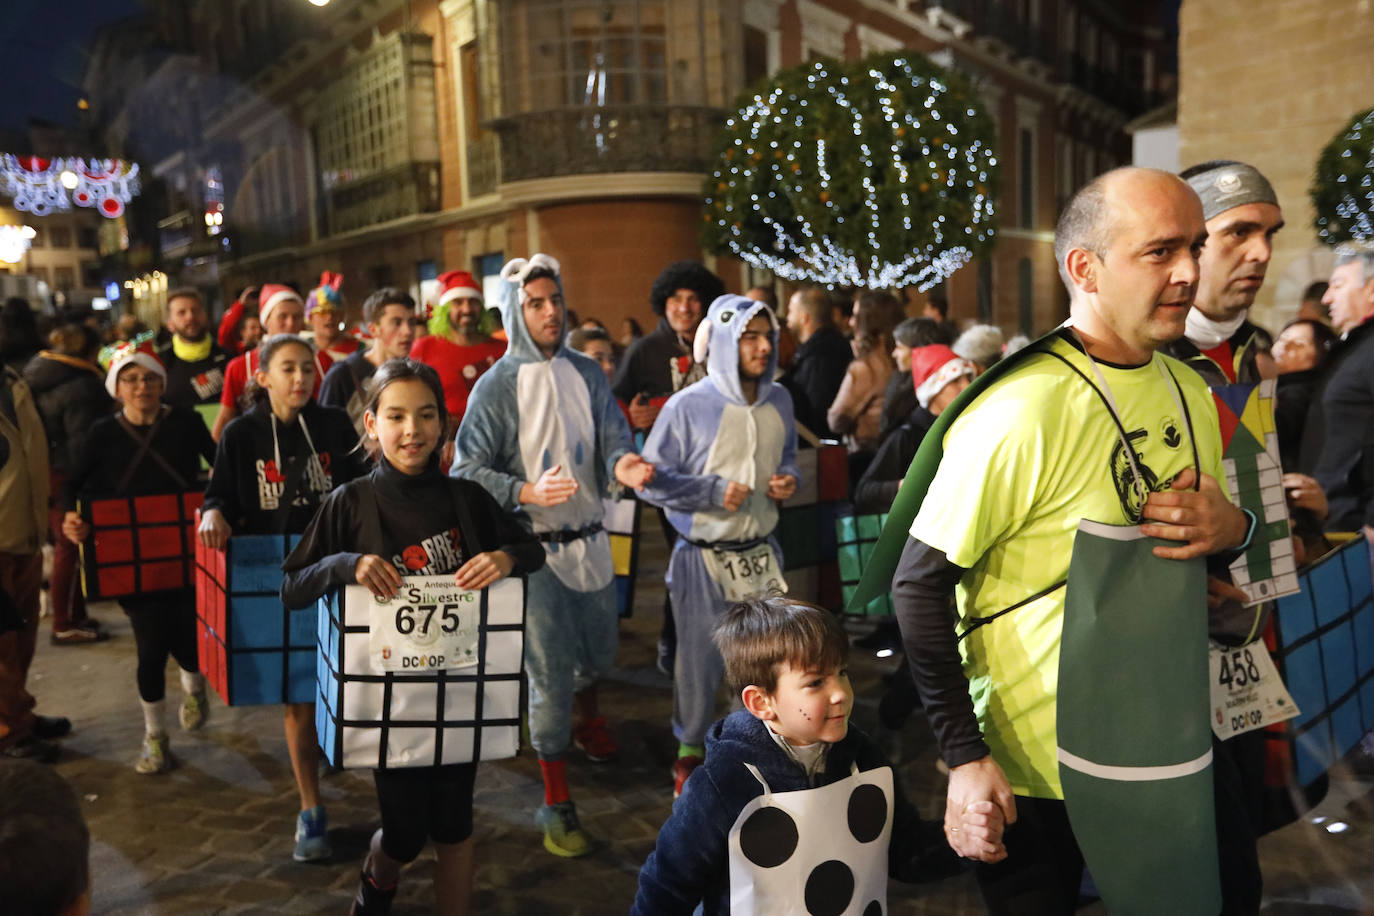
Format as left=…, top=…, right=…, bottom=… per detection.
left=1273, top=537, right=1374, bottom=785
left=317, top=576, right=526, bottom=769
left=194, top=529, right=311, bottom=707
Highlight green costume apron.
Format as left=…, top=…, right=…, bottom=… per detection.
left=1058, top=520, right=1219, bottom=915
left=852, top=327, right=1222, bottom=912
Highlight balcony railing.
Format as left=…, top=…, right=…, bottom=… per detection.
left=466, top=136, right=499, bottom=198
left=324, top=161, right=441, bottom=235
left=490, top=105, right=727, bottom=183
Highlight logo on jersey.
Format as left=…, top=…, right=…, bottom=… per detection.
left=255, top=452, right=334, bottom=510
left=392, top=528, right=465, bottom=577
left=1160, top=416, right=1182, bottom=450
left=1109, top=428, right=1163, bottom=522
left=191, top=368, right=224, bottom=400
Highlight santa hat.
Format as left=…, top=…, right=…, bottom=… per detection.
left=306, top=271, right=343, bottom=318
left=258, top=283, right=303, bottom=327
left=911, top=344, right=974, bottom=409
left=438, top=270, right=482, bottom=307
left=99, top=333, right=166, bottom=398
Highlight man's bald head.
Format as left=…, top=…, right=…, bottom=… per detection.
left=1055, top=167, right=1203, bottom=295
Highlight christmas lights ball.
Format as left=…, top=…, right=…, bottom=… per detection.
left=1312, top=106, right=1374, bottom=247
left=701, top=51, right=999, bottom=290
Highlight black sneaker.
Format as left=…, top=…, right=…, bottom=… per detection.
left=1, top=736, right=59, bottom=763
left=31, top=715, right=72, bottom=739
left=347, top=870, right=397, bottom=916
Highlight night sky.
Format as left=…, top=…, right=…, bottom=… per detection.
left=0, top=0, right=145, bottom=134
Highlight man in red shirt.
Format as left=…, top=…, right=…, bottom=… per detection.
left=212, top=284, right=330, bottom=441
left=410, top=270, right=506, bottom=438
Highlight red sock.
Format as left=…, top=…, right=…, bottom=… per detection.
left=540, top=758, right=570, bottom=806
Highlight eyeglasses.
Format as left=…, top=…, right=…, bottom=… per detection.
left=118, top=374, right=162, bottom=388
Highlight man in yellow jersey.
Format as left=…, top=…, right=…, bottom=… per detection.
left=892, top=167, right=1258, bottom=913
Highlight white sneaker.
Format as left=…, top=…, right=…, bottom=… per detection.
left=136, top=733, right=171, bottom=774
left=180, top=691, right=208, bottom=731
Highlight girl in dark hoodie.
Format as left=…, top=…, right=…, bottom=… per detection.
left=24, top=321, right=111, bottom=643
left=198, top=333, right=367, bottom=863
left=281, top=359, right=543, bottom=916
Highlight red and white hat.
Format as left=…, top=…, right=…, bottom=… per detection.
left=438, top=270, right=482, bottom=308
left=258, top=283, right=303, bottom=328
left=101, top=335, right=166, bottom=398
left=911, top=344, right=974, bottom=410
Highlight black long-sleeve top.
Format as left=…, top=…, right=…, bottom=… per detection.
left=853, top=405, right=935, bottom=514
left=63, top=405, right=216, bottom=508
left=280, top=456, right=545, bottom=609
left=203, top=400, right=368, bottom=536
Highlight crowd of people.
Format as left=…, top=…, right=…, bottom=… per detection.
left=0, top=159, right=1372, bottom=915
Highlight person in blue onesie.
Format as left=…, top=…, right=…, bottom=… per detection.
left=638, top=294, right=802, bottom=797
left=451, top=253, right=655, bottom=858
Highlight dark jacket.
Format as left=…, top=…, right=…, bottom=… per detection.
left=631, top=710, right=955, bottom=915
left=854, top=405, right=936, bottom=514
left=64, top=406, right=215, bottom=509
left=612, top=317, right=697, bottom=406
left=203, top=400, right=368, bottom=536
left=877, top=369, right=918, bottom=444
left=785, top=326, right=853, bottom=438
left=1161, top=321, right=1265, bottom=388
left=279, top=457, right=544, bottom=609
left=22, top=351, right=111, bottom=475
left=1276, top=368, right=1322, bottom=472
left=155, top=337, right=230, bottom=408
left=1301, top=319, right=1374, bottom=530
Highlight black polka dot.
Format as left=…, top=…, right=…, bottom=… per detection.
left=848, top=783, right=887, bottom=843
left=738, top=806, right=798, bottom=868
left=804, top=860, right=854, bottom=916
left=863, top=902, right=883, bottom=916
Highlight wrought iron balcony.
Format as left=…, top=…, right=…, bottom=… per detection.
left=323, top=161, right=441, bottom=235
left=489, top=105, right=727, bottom=183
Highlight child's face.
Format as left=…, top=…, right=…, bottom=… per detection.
left=366, top=377, right=442, bottom=475
left=255, top=343, right=315, bottom=412
left=759, top=663, right=853, bottom=747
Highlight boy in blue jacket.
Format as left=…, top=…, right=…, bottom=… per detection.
left=632, top=597, right=1001, bottom=915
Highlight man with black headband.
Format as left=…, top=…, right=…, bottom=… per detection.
left=1164, top=160, right=1284, bottom=385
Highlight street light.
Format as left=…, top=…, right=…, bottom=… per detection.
left=308, top=0, right=329, bottom=5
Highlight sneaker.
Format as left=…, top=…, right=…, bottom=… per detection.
left=293, top=805, right=332, bottom=862
left=180, top=691, right=208, bottom=731
left=572, top=716, right=618, bottom=763
left=50, top=628, right=109, bottom=646
left=31, top=715, right=72, bottom=740
left=535, top=801, right=594, bottom=858
left=348, top=868, right=397, bottom=916
left=74, top=617, right=104, bottom=633
left=672, top=755, right=703, bottom=799
left=656, top=639, right=675, bottom=677
left=135, top=734, right=171, bottom=774
left=0, top=735, right=59, bottom=763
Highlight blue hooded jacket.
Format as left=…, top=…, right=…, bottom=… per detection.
left=639, top=294, right=800, bottom=543
left=451, top=254, right=634, bottom=591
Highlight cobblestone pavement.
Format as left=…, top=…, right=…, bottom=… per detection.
left=29, top=536, right=1374, bottom=914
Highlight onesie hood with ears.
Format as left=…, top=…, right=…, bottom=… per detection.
left=495, top=253, right=567, bottom=364
left=692, top=294, right=779, bottom=406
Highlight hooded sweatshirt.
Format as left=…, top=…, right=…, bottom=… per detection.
left=203, top=400, right=368, bottom=535
left=639, top=295, right=800, bottom=545
left=451, top=258, right=635, bottom=592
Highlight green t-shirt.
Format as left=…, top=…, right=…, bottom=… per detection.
left=910, top=335, right=1227, bottom=799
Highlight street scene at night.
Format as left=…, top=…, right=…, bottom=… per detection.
left=1, top=1, right=1374, bottom=914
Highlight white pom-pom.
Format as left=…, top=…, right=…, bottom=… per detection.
left=693, top=317, right=713, bottom=364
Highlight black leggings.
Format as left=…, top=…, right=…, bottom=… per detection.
left=122, top=593, right=199, bottom=703
left=373, top=762, right=478, bottom=863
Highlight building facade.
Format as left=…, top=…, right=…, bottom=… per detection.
left=95, top=0, right=1173, bottom=336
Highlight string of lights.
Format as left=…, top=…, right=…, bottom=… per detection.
left=1312, top=106, right=1374, bottom=247
left=701, top=52, right=999, bottom=290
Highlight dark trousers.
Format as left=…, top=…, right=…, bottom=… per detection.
left=124, top=595, right=199, bottom=703
left=47, top=472, right=88, bottom=632
left=0, top=552, right=41, bottom=748
left=974, top=747, right=1262, bottom=915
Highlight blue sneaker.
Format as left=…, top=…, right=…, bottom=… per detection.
left=293, top=805, right=332, bottom=862
left=535, top=801, right=594, bottom=858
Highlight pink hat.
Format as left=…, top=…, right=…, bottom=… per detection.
left=911, top=344, right=974, bottom=409
left=258, top=283, right=303, bottom=327
left=437, top=270, right=482, bottom=307
left=101, top=336, right=166, bottom=398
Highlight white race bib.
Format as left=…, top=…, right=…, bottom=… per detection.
left=368, top=575, right=482, bottom=673
left=703, top=543, right=787, bottom=602
left=1208, top=641, right=1300, bottom=740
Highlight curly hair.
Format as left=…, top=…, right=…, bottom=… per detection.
left=649, top=261, right=725, bottom=316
